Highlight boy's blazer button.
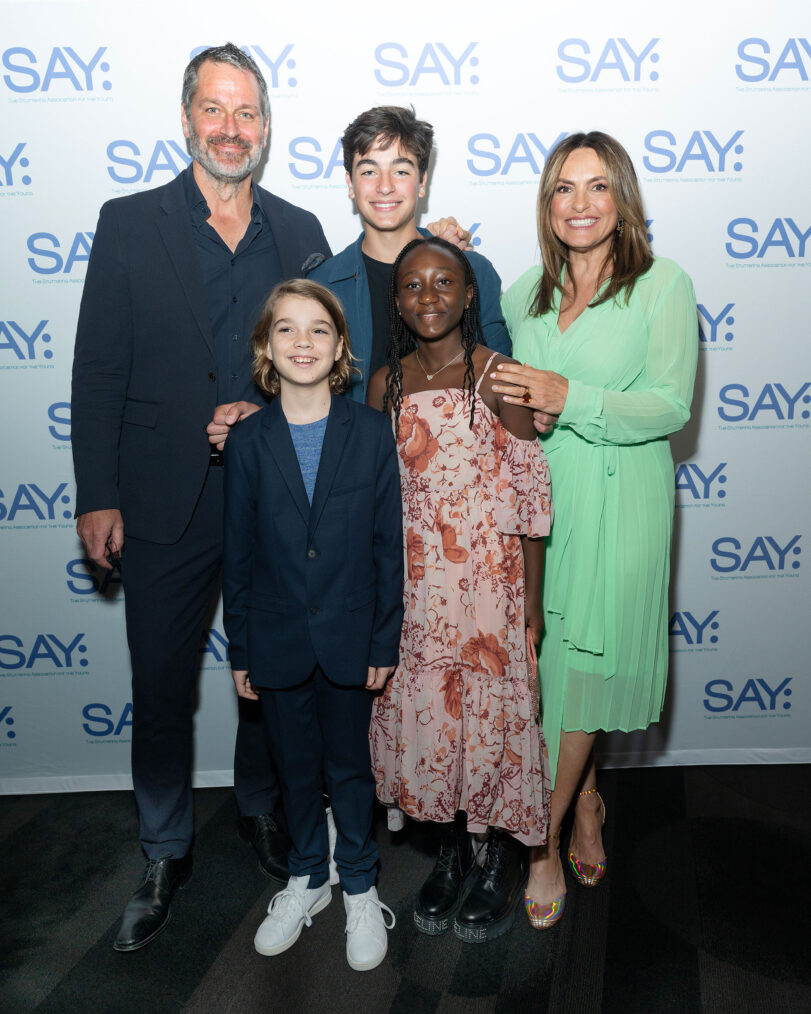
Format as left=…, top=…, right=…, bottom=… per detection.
left=307, top=548, right=317, bottom=559
left=208, top=372, right=216, bottom=382
left=309, top=606, right=320, bottom=615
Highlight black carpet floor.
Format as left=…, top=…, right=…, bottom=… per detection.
left=1, top=765, right=809, bottom=1014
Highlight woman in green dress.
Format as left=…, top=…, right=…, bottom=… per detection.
left=490, top=132, right=698, bottom=929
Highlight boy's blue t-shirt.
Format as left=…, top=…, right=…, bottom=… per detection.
left=288, top=415, right=329, bottom=505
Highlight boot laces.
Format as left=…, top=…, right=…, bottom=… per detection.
left=254, top=812, right=280, bottom=836
left=143, top=859, right=163, bottom=883
left=435, top=834, right=458, bottom=874
left=481, top=833, right=507, bottom=883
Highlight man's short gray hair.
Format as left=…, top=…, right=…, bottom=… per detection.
left=181, top=43, right=269, bottom=124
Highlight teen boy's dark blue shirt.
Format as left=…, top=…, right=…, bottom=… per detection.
left=183, top=166, right=283, bottom=405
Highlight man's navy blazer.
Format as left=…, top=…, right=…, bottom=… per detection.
left=222, top=393, right=404, bottom=689
left=71, top=170, right=331, bottom=544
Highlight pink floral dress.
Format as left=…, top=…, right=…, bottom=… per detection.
left=370, top=358, right=553, bottom=845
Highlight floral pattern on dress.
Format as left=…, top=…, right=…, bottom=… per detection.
left=370, top=387, right=553, bottom=844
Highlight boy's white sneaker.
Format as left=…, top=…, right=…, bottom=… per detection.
left=343, top=886, right=396, bottom=971
left=326, top=807, right=340, bottom=886
left=254, top=875, right=331, bottom=956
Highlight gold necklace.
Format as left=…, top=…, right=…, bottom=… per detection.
left=414, top=347, right=464, bottom=382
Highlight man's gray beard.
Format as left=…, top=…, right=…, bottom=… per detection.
left=188, top=124, right=263, bottom=184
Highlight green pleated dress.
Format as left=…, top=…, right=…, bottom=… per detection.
left=502, top=258, right=698, bottom=787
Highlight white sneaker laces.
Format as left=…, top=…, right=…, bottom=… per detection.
left=269, top=884, right=315, bottom=928
left=345, top=894, right=396, bottom=935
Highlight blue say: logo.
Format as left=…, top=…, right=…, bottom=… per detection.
left=556, top=38, right=660, bottom=83
left=1, top=47, right=111, bottom=93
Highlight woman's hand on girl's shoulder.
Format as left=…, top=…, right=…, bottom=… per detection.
left=478, top=352, right=538, bottom=441
left=490, top=361, right=568, bottom=428
left=474, top=349, right=512, bottom=418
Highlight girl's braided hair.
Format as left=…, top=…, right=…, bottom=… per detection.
left=383, top=236, right=483, bottom=431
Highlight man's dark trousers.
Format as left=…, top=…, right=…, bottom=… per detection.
left=122, top=466, right=276, bottom=859
left=72, top=171, right=332, bottom=860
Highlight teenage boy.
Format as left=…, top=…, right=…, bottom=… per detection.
left=310, top=106, right=510, bottom=400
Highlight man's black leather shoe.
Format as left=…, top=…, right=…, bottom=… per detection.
left=414, top=819, right=475, bottom=935
left=454, top=828, right=528, bottom=943
left=238, top=812, right=290, bottom=883
left=113, top=853, right=192, bottom=952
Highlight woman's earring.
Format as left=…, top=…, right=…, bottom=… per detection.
left=616, top=217, right=625, bottom=237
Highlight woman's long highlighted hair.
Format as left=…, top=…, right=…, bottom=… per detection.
left=531, top=131, right=653, bottom=317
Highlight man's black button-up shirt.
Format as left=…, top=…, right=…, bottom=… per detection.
left=183, top=166, right=283, bottom=404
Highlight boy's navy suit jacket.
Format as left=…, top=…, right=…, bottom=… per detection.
left=222, top=392, right=404, bottom=689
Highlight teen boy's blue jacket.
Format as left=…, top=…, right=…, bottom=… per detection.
left=309, top=228, right=512, bottom=402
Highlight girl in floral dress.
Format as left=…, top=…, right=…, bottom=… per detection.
left=366, top=237, right=552, bottom=943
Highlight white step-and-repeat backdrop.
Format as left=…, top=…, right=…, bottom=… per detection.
left=1, top=0, right=809, bottom=792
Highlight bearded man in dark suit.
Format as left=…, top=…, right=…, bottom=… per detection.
left=71, top=43, right=331, bottom=952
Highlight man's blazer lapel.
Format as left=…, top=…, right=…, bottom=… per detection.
left=309, top=393, right=350, bottom=538
left=261, top=189, right=308, bottom=279
left=262, top=399, right=311, bottom=524
left=156, top=177, right=215, bottom=357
